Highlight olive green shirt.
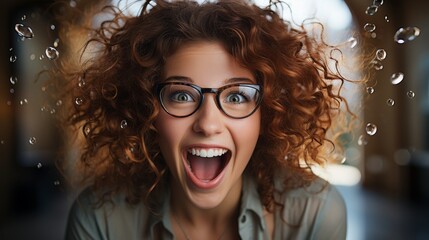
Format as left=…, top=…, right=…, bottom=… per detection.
left=65, top=175, right=346, bottom=240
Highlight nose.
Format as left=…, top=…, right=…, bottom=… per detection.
left=192, top=94, right=224, bottom=136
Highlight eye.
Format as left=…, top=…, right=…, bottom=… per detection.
left=169, top=91, right=195, bottom=103
left=224, top=92, right=248, bottom=104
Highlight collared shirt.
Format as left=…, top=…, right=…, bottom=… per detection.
left=65, top=175, right=346, bottom=240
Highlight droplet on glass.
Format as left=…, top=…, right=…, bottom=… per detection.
left=78, top=77, right=86, bottom=87
left=45, top=47, right=59, bottom=60
left=10, top=76, right=17, bottom=85
left=394, top=27, right=420, bottom=44
left=30, top=54, right=36, bottom=60
left=366, top=87, right=375, bottom=94
left=20, top=99, right=28, bottom=105
left=10, top=55, right=17, bottom=62
left=21, top=15, right=27, bottom=21
left=407, top=90, right=415, bottom=98
left=50, top=108, right=56, bottom=114
left=346, top=37, right=358, bottom=49
left=29, top=137, right=37, bottom=144
left=376, top=49, right=387, bottom=61
left=364, top=23, right=376, bottom=33
left=9, top=48, right=13, bottom=51
left=372, top=60, right=383, bottom=70
left=365, top=5, right=378, bottom=16
left=366, top=123, right=377, bottom=136
left=54, top=180, right=60, bottom=186
left=50, top=24, right=56, bottom=30
left=373, top=0, right=384, bottom=6
left=75, top=97, right=83, bottom=105
left=385, top=15, right=390, bottom=22
left=370, top=32, right=377, bottom=39
left=358, top=135, right=368, bottom=146
left=101, top=83, right=118, bottom=100
left=391, top=72, right=404, bottom=85
left=120, top=120, right=128, bottom=129
left=39, top=55, right=45, bottom=60
left=15, top=23, right=34, bottom=39
left=10, top=88, right=15, bottom=94
left=37, top=163, right=42, bottom=168
left=386, top=98, right=395, bottom=106
left=70, top=0, right=77, bottom=7
left=56, top=100, right=63, bottom=106
left=53, top=38, right=60, bottom=47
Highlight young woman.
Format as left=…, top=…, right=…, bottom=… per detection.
left=57, top=0, right=351, bottom=239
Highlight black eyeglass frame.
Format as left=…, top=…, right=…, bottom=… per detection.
left=155, top=82, right=263, bottom=119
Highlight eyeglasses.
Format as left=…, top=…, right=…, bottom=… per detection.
left=155, top=82, right=263, bottom=119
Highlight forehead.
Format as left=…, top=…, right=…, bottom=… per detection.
left=163, top=41, right=255, bottom=85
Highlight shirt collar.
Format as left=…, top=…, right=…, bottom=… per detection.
left=239, top=173, right=266, bottom=230
left=149, top=174, right=266, bottom=237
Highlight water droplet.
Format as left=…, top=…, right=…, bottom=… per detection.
left=84, top=126, right=91, bottom=135
left=10, top=55, right=17, bottom=62
left=20, top=99, right=28, bottom=105
left=53, top=38, right=60, bottom=47
left=364, top=23, right=376, bottom=33
left=101, top=83, right=118, bottom=100
left=394, top=27, right=420, bottom=44
left=21, top=15, right=27, bottom=21
left=10, top=88, right=15, bottom=94
left=386, top=98, right=395, bottom=106
left=358, top=135, right=368, bottom=146
left=366, top=123, right=377, bottom=136
left=370, top=32, right=377, bottom=39
left=365, top=5, right=378, bottom=16
left=30, top=54, right=36, bottom=60
left=75, top=97, right=83, bottom=105
left=120, top=120, right=128, bottom=129
left=407, top=90, right=415, bottom=98
left=385, top=15, right=390, bottom=22
left=70, top=0, right=77, bottom=7
left=37, top=163, right=42, bottom=168
left=50, top=108, right=56, bottom=114
left=29, top=137, right=37, bottom=144
left=78, top=77, right=86, bottom=87
left=366, top=87, right=375, bottom=94
left=41, top=86, right=47, bottom=92
left=347, top=37, right=358, bottom=48
left=9, top=48, right=13, bottom=51
left=10, top=76, right=17, bottom=85
left=376, top=49, right=387, bottom=61
left=41, top=106, right=47, bottom=112
left=391, top=72, right=404, bottom=85
left=371, top=60, right=383, bottom=70
left=373, top=0, right=384, bottom=7
left=56, top=100, right=63, bottom=106
left=45, top=47, right=59, bottom=60
left=50, top=24, right=56, bottom=30
left=15, top=23, right=34, bottom=39
left=53, top=180, right=60, bottom=186
left=39, top=55, right=45, bottom=60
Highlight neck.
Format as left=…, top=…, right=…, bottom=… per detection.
left=170, top=177, right=243, bottom=238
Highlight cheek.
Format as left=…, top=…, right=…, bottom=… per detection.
left=231, top=111, right=261, bottom=156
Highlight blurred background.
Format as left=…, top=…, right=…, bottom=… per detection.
left=0, top=0, right=428, bottom=239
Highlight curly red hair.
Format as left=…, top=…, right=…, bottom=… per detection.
left=52, top=0, right=356, bottom=210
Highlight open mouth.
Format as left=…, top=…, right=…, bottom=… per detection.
left=185, top=147, right=231, bottom=184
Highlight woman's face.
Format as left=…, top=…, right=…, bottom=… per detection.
left=154, top=42, right=261, bottom=209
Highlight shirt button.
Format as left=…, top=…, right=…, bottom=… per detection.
left=241, top=215, right=247, bottom=223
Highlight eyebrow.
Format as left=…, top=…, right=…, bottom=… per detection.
left=164, top=75, right=256, bottom=84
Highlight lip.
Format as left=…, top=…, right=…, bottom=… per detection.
left=182, top=144, right=231, bottom=190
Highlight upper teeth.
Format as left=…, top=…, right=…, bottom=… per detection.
left=188, top=148, right=228, bottom=158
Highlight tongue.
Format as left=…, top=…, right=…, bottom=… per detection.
left=188, top=154, right=222, bottom=181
